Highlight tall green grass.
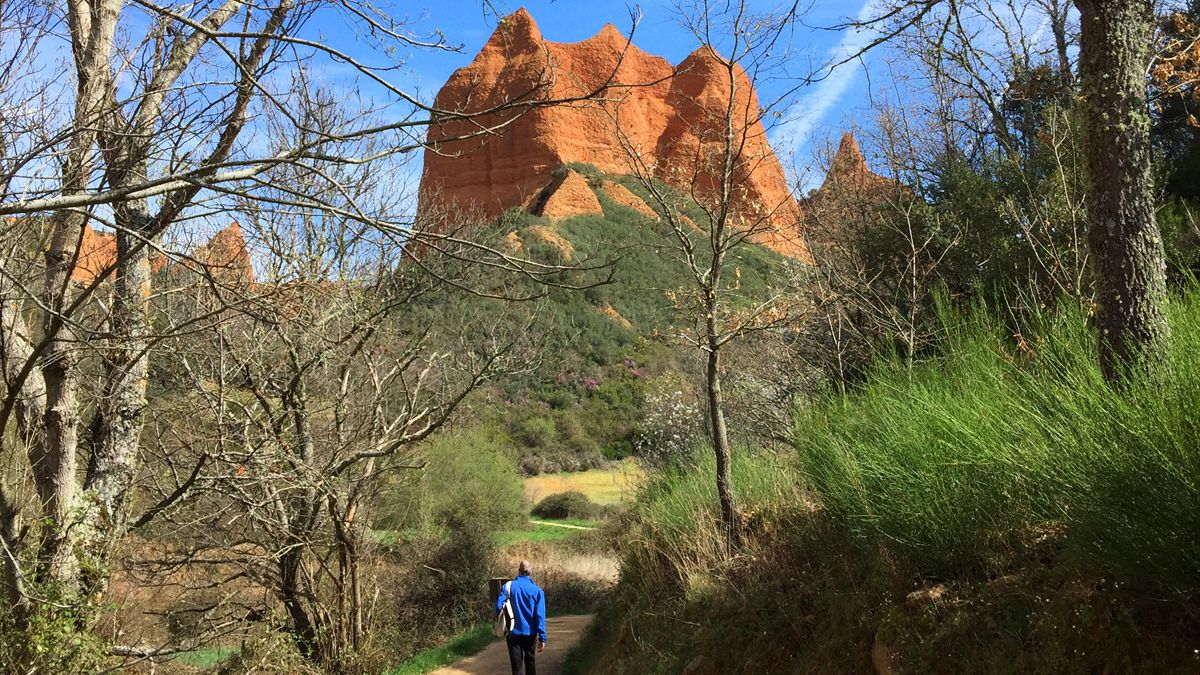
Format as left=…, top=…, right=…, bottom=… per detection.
left=621, top=451, right=803, bottom=597
left=798, top=291, right=1200, bottom=594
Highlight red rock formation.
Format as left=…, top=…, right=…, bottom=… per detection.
left=800, top=132, right=905, bottom=249
left=818, top=132, right=895, bottom=196
left=420, top=8, right=808, bottom=260
left=190, top=222, right=254, bottom=284
left=70, top=222, right=253, bottom=285
left=531, top=170, right=603, bottom=219
left=71, top=223, right=118, bottom=285
left=599, top=181, right=657, bottom=219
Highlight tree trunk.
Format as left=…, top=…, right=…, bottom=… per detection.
left=0, top=491, right=28, bottom=625
left=0, top=253, right=44, bottom=621
left=704, top=312, right=741, bottom=548
left=280, top=548, right=320, bottom=660
left=39, top=227, right=86, bottom=588
left=1075, top=0, right=1170, bottom=380
left=85, top=208, right=153, bottom=533
left=35, top=0, right=123, bottom=590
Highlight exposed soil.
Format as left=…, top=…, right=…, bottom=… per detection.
left=429, top=614, right=593, bottom=675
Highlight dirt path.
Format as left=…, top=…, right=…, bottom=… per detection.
left=429, top=615, right=593, bottom=675
left=529, top=519, right=597, bottom=531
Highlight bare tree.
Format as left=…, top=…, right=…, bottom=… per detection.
left=135, top=246, right=525, bottom=669
left=0, top=0, right=627, bottom=665
left=609, top=0, right=811, bottom=547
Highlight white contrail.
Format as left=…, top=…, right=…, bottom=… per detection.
left=778, top=0, right=884, bottom=158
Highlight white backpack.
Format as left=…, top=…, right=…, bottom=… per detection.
left=493, top=581, right=515, bottom=637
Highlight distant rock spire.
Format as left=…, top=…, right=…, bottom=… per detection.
left=484, top=7, right=544, bottom=55
left=829, top=132, right=869, bottom=177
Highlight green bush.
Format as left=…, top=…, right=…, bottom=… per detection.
left=531, top=491, right=602, bottom=520
left=512, top=415, right=556, bottom=449
left=797, top=289, right=1200, bottom=595
left=375, top=427, right=526, bottom=534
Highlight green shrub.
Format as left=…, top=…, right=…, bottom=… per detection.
left=512, top=414, right=556, bottom=449
left=531, top=491, right=602, bottom=520
left=620, top=451, right=803, bottom=596
left=797, top=289, right=1200, bottom=595
left=375, top=427, right=526, bottom=534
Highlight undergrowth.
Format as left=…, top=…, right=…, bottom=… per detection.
left=571, top=288, right=1200, bottom=673
left=799, top=291, right=1200, bottom=595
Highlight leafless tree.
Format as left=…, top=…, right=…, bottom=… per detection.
left=609, top=0, right=812, bottom=548
left=129, top=242, right=526, bottom=670
left=0, top=0, right=628, bottom=666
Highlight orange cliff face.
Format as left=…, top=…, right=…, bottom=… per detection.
left=418, top=8, right=810, bottom=261
left=71, top=223, right=119, bottom=285
left=69, top=222, right=253, bottom=285
left=187, top=222, right=255, bottom=284
left=800, top=132, right=905, bottom=250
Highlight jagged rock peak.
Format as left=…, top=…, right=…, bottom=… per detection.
left=532, top=170, right=603, bottom=220
left=484, top=7, right=543, bottom=54
left=70, top=221, right=254, bottom=284
left=71, top=223, right=117, bottom=284
left=419, top=9, right=809, bottom=261
left=587, top=23, right=628, bottom=47
left=830, top=132, right=869, bottom=176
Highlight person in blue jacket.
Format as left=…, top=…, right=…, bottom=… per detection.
left=495, top=559, right=547, bottom=675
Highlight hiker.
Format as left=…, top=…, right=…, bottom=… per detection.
left=495, top=559, right=547, bottom=675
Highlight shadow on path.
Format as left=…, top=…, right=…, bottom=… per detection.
left=429, top=615, right=593, bottom=675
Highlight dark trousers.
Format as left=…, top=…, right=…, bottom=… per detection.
left=506, top=633, right=537, bottom=675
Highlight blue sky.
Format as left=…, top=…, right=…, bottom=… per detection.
left=376, top=0, right=883, bottom=185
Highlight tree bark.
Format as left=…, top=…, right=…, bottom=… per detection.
left=82, top=206, right=154, bottom=570
left=0, top=253, right=44, bottom=621
left=1075, top=0, right=1170, bottom=380
left=704, top=307, right=741, bottom=548
left=0, top=488, right=29, bottom=625
left=34, top=0, right=124, bottom=590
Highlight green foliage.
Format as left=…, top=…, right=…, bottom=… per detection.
left=385, top=624, right=497, bottom=675
left=798, top=289, right=1200, bottom=593
left=513, top=415, right=557, bottom=448
left=494, top=519, right=597, bottom=546
left=418, top=524, right=498, bottom=626
left=621, top=451, right=802, bottom=595
left=559, top=162, right=603, bottom=177
left=531, top=491, right=603, bottom=520
left=1160, top=198, right=1200, bottom=280
left=0, top=603, right=106, bottom=674
left=172, top=646, right=239, bottom=669
left=397, top=165, right=791, bottom=472
left=375, top=427, right=526, bottom=534
left=578, top=290, right=1200, bottom=673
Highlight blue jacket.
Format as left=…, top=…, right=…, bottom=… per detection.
left=495, top=574, right=547, bottom=642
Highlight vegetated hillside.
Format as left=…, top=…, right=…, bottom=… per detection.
left=566, top=290, right=1200, bottom=674
left=418, top=164, right=795, bottom=475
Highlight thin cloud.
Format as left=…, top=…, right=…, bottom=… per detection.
left=778, top=0, right=884, bottom=159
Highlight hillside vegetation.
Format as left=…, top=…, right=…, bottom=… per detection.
left=414, top=165, right=793, bottom=474
left=569, top=290, right=1200, bottom=674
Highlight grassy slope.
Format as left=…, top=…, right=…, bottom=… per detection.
left=568, top=291, right=1200, bottom=674
left=450, top=168, right=791, bottom=473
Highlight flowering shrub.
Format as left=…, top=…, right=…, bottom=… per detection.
left=636, top=384, right=704, bottom=469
